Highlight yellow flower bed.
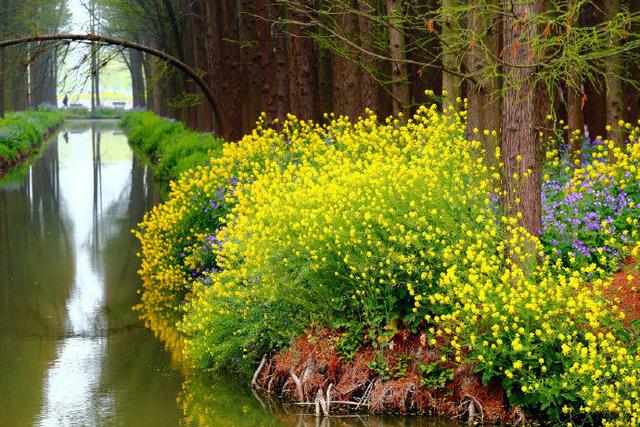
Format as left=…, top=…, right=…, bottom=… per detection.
left=136, top=107, right=640, bottom=424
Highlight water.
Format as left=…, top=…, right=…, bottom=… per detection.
left=0, top=121, right=459, bottom=427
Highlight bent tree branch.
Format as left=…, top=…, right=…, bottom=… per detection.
left=0, top=33, right=221, bottom=129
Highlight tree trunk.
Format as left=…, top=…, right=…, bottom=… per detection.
left=502, top=1, right=543, bottom=237
left=386, top=0, right=410, bottom=116
left=441, top=0, right=462, bottom=110
left=466, top=0, right=501, bottom=161
left=287, top=1, right=320, bottom=120
left=0, top=48, right=4, bottom=118
left=566, top=0, right=584, bottom=153
left=240, top=0, right=262, bottom=132
left=567, top=83, right=584, bottom=153
left=143, top=54, right=161, bottom=114
left=95, top=50, right=101, bottom=108
left=129, top=48, right=146, bottom=109
left=255, top=0, right=278, bottom=121
left=604, top=0, right=625, bottom=145
left=332, top=6, right=361, bottom=118
left=220, top=1, right=242, bottom=140
left=358, top=0, right=382, bottom=115
left=273, top=5, right=291, bottom=121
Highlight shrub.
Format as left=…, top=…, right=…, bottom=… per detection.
left=0, top=110, right=63, bottom=163
left=135, top=107, right=640, bottom=425
left=121, top=112, right=224, bottom=186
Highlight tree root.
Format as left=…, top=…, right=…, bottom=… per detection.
left=251, top=354, right=268, bottom=389
left=454, top=394, right=484, bottom=425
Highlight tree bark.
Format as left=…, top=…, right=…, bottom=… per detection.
left=332, top=5, right=362, bottom=118
left=129, top=48, right=146, bottom=108
left=0, top=48, right=4, bottom=118
left=501, top=1, right=543, bottom=237
left=255, top=0, right=278, bottom=122
left=466, top=0, right=501, bottom=161
left=566, top=0, right=584, bottom=153
left=567, top=83, right=584, bottom=152
left=386, top=0, right=410, bottom=116
left=358, top=0, right=382, bottom=115
left=287, top=1, right=320, bottom=120
left=441, top=0, right=462, bottom=110
left=604, top=0, right=625, bottom=145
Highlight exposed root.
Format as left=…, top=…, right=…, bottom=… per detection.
left=455, top=394, right=484, bottom=424
left=257, top=329, right=513, bottom=423
left=290, top=368, right=305, bottom=402
left=252, top=354, right=268, bottom=389
left=510, top=406, right=527, bottom=425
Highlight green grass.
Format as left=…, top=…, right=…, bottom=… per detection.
left=62, top=107, right=129, bottom=120
left=0, top=110, right=64, bottom=175
left=120, top=111, right=224, bottom=188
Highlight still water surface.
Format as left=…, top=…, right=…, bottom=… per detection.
left=0, top=121, right=458, bottom=427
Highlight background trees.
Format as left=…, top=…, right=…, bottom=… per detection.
left=0, top=0, right=69, bottom=116
left=3, top=0, right=640, bottom=236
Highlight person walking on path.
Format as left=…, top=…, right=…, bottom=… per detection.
left=63, top=94, right=69, bottom=108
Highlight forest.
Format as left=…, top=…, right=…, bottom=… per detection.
left=1, top=1, right=640, bottom=426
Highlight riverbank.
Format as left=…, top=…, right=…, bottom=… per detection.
left=128, top=109, right=640, bottom=426
left=61, top=106, right=129, bottom=120
left=0, top=110, right=64, bottom=180
left=120, top=112, right=223, bottom=191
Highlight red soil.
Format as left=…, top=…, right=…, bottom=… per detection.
left=255, top=260, right=638, bottom=424
left=608, top=257, right=640, bottom=325
left=255, top=329, right=516, bottom=424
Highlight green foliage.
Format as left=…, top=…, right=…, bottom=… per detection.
left=367, top=355, right=408, bottom=381
left=120, top=111, right=224, bottom=187
left=335, top=322, right=365, bottom=361
left=61, top=107, right=128, bottom=120
left=418, top=362, right=454, bottom=390
left=0, top=110, right=63, bottom=164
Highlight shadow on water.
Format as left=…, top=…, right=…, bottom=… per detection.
left=0, top=120, right=460, bottom=427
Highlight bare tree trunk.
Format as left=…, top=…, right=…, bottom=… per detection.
left=332, top=6, right=361, bottom=118
left=0, top=48, right=4, bottom=118
left=129, top=48, right=146, bottom=108
left=240, top=0, right=262, bottom=132
left=288, top=0, right=319, bottom=120
left=273, top=5, right=291, bottom=121
left=566, top=0, right=583, bottom=153
left=604, top=0, right=625, bottom=145
left=358, top=0, right=382, bottom=115
left=502, top=1, right=543, bottom=237
left=255, top=0, right=278, bottom=121
left=466, top=0, right=501, bottom=161
left=567, top=83, right=584, bottom=153
left=143, top=54, right=161, bottom=114
left=387, top=0, right=409, bottom=116
left=441, top=0, right=462, bottom=110
left=219, top=1, right=242, bottom=140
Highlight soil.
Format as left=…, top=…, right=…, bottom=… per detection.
left=254, top=329, right=519, bottom=424
left=608, top=257, right=640, bottom=325
left=254, top=259, right=639, bottom=425
left=0, top=152, right=29, bottom=180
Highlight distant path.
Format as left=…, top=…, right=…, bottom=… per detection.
left=0, top=33, right=221, bottom=129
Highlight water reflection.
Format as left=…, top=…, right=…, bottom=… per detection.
left=0, top=121, right=182, bottom=426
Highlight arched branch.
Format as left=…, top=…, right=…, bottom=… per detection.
left=0, top=33, right=221, bottom=129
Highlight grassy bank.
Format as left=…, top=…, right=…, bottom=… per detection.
left=130, top=108, right=640, bottom=425
left=62, top=107, right=129, bottom=120
left=0, top=110, right=64, bottom=179
left=120, top=111, right=224, bottom=190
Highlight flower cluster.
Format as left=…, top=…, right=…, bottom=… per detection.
left=134, top=109, right=640, bottom=425
left=541, top=136, right=640, bottom=275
